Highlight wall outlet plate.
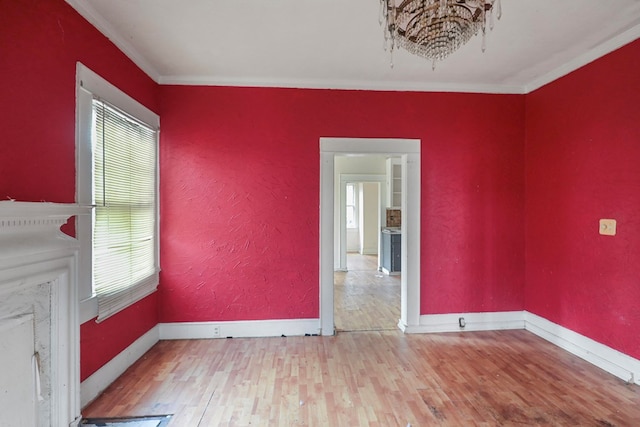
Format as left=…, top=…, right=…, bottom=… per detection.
left=599, top=219, right=616, bottom=236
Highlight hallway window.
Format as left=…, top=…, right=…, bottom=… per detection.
left=346, top=183, right=358, bottom=229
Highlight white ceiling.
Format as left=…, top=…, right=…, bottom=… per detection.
left=66, top=0, right=640, bottom=94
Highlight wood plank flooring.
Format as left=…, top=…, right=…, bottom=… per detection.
left=334, top=253, right=400, bottom=332
left=83, top=255, right=638, bottom=425
left=83, top=330, right=640, bottom=426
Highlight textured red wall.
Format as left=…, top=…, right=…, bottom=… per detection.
left=159, top=86, right=526, bottom=322
left=6, top=0, right=637, bottom=388
left=0, top=0, right=158, bottom=202
left=525, top=40, right=640, bottom=359
left=80, top=294, right=158, bottom=380
left=0, top=0, right=160, bottom=380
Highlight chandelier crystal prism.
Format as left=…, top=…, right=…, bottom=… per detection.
left=380, top=0, right=502, bottom=67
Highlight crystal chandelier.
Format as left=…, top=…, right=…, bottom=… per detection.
left=380, top=0, right=502, bottom=68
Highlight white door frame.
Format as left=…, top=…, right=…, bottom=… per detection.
left=320, top=138, right=421, bottom=335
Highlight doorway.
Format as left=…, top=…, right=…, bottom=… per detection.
left=335, top=176, right=398, bottom=331
left=338, top=173, right=387, bottom=271
left=319, top=138, right=421, bottom=336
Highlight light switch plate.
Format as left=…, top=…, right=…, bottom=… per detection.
left=599, top=219, right=616, bottom=236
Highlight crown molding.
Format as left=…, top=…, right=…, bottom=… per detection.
left=66, top=1, right=638, bottom=95
left=158, top=74, right=526, bottom=94
left=64, top=0, right=161, bottom=83
left=524, top=23, right=640, bottom=94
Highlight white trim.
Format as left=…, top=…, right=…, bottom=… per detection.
left=0, top=201, right=88, bottom=219
left=151, top=23, right=640, bottom=95
left=322, top=138, right=420, bottom=154
left=79, top=312, right=640, bottom=411
left=524, top=312, right=640, bottom=386
left=0, top=202, right=87, bottom=426
left=75, top=63, right=160, bottom=323
left=405, top=311, right=525, bottom=334
left=79, top=296, right=97, bottom=325
left=159, top=319, right=320, bottom=340
left=406, top=310, right=640, bottom=385
left=76, top=63, right=159, bottom=128
left=64, top=1, right=160, bottom=82
left=525, top=24, right=640, bottom=93
left=320, top=138, right=421, bottom=336
left=65, top=0, right=639, bottom=95
left=320, top=149, right=336, bottom=336
left=158, top=75, right=525, bottom=95
left=80, top=325, right=160, bottom=408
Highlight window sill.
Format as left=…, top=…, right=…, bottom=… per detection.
left=80, top=296, right=98, bottom=324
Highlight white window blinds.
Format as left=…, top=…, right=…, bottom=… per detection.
left=92, top=99, right=159, bottom=322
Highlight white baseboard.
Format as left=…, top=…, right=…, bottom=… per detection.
left=79, top=311, right=640, bottom=414
left=406, top=310, right=640, bottom=385
left=159, top=318, right=321, bottom=340
left=80, top=325, right=159, bottom=408
left=524, top=311, right=640, bottom=386
left=404, top=311, right=525, bottom=334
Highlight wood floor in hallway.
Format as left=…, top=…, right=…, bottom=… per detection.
left=334, top=253, right=400, bottom=332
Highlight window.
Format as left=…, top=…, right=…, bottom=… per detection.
left=76, top=64, right=160, bottom=323
left=346, top=183, right=358, bottom=229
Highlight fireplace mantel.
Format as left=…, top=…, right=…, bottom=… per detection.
left=0, top=201, right=85, bottom=258
left=0, top=201, right=90, bottom=426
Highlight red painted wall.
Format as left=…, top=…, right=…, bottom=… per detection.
left=525, top=40, right=640, bottom=359
left=0, top=0, right=160, bottom=380
left=158, top=86, right=526, bottom=322
left=79, top=294, right=158, bottom=380
left=15, top=0, right=637, bottom=386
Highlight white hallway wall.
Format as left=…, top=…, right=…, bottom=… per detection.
left=359, top=182, right=380, bottom=255
left=333, top=155, right=386, bottom=267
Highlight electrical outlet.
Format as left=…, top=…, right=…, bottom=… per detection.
left=458, top=317, right=466, bottom=328
left=211, top=326, right=220, bottom=337
left=599, top=219, right=616, bottom=236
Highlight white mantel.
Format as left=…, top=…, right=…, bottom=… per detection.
left=0, top=201, right=89, bottom=427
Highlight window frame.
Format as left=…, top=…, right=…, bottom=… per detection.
left=345, top=182, right=359, bottom=229
left=76, top=63, right=160, bottom=323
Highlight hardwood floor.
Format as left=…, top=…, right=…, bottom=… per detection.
left=334, top=253, right=400, bottom=332
left=83, top=330, right=640, bottom=426
left=82, top=253, right=640, bottom=425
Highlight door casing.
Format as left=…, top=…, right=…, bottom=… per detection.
left=319, top=138, right=421, bottom=335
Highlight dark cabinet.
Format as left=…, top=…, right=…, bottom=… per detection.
left=381, top=230, right=401, bottom=275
